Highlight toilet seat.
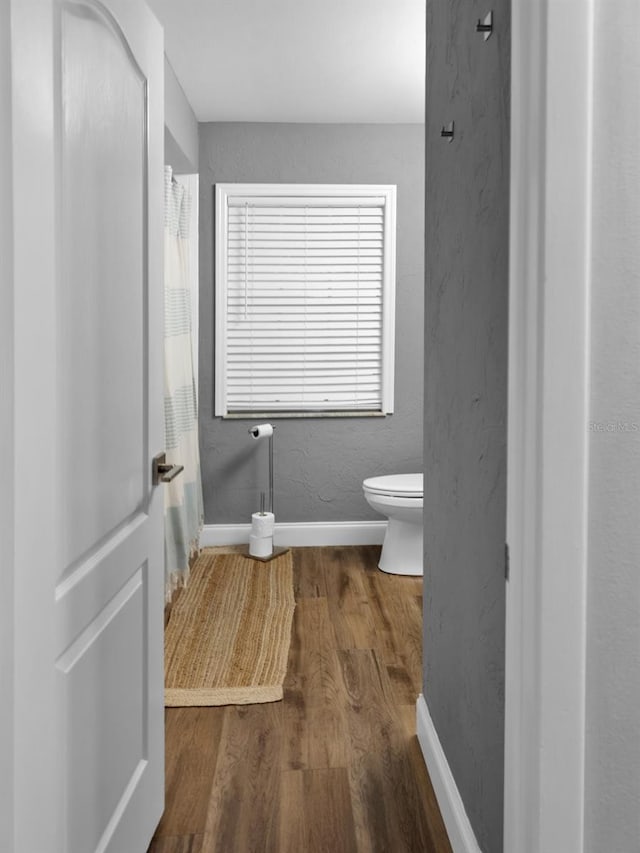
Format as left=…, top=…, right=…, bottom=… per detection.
left=362, top=472, right=423, bottom=498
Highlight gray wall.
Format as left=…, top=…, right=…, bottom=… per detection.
left=585, top=2, right=640, bottom=850
left=0, top=0, right=14, bottom=843
left=423, top=1, right=509, bottom=851
left=199, top=123, right=424, bottom=524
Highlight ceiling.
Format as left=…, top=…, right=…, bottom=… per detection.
left=146, top=0, right=425, bottom=124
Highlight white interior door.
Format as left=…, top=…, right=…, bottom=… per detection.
left=11, top=1, right=165, bottom=851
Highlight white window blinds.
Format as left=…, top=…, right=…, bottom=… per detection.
left=215, top=184, right=396, bottom=416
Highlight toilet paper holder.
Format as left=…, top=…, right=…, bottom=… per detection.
left=248, top=423, right=275, bottom=515
left=247, top=423, right=288, bottom=562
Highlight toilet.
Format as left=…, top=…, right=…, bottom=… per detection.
left=362, top=473, right=423, bottom=576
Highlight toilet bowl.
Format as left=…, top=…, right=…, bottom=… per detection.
left=363, top=473, right=423, bottom=576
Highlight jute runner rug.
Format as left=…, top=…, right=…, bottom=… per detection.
left=164, top=548, right=295, bottom=706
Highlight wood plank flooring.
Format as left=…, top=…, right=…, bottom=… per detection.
left=148, top=545, right=452, bottom=853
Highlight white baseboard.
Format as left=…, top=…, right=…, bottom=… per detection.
left=416, top=694, right=482, bottom=853
left=200, top=520, right=386, bottom=548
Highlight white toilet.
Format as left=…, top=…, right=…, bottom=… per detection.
left=362, top=473, right=423, bottom=576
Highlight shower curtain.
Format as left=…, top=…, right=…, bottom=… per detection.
left=164, top=166, right=203, bottom=601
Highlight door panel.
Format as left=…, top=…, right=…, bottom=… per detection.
left=11, top=0, right=165, bottom=851
left=57, top=566, right=146, bottom=853
left=58, top=0, right=147, bottom=573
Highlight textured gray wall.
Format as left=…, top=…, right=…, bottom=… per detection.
left=585, top=3, right=640, bottom=850
left=199, top=123, right=424, bottom=524
left=423, top=2, right=509, bottom=851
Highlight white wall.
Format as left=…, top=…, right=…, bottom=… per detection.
left=164, top=56, right=198, bottom=173
left=585, top=2, right=640, bottom=850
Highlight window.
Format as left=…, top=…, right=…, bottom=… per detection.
left=214, top=183, right=396, bottom=417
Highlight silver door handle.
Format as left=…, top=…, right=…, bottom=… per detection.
left=152, top=452, right=184, bottom=485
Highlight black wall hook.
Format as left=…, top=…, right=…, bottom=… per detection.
left=476, top=11, right=493, bottom=39
left=440, top=122, right=455, bottom=142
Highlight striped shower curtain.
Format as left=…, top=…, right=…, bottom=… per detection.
left=164, top=166, right=203, bottom=601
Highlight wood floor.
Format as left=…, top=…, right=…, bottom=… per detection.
left=148, top=545, right=452, bottom=853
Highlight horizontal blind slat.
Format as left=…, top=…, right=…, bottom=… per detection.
left=228, top=400, right=382, bottom=410
left=228, top=355, right=381, bottom=362
left=228, top=366, right=381, bottom=375
left=227, top=287, right=381, bottom=297
left=229, top=246, right=382, bottom=254
left=228, top=348, right=381, bottom=354
left=227, top=327, right=381, bottom=334
left=227, top=198, right=385, bottom=208
left=227, top=275, right=382, bottom=284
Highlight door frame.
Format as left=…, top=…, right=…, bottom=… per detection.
left=0, top=0, right=15, bottom=845
left=9, top=0, right=62, bottom=845
left=505, top=1, right=593, bottom=850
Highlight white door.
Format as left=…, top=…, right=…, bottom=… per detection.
left=10, top=1, right=165, bottom=851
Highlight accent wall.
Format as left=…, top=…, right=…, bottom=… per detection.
left=198, top=122, right=424, bottom=525
left=423, top=1, right=510, bottom=850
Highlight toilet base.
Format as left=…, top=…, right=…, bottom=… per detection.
left=378, top=518, right=423, bottom=576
